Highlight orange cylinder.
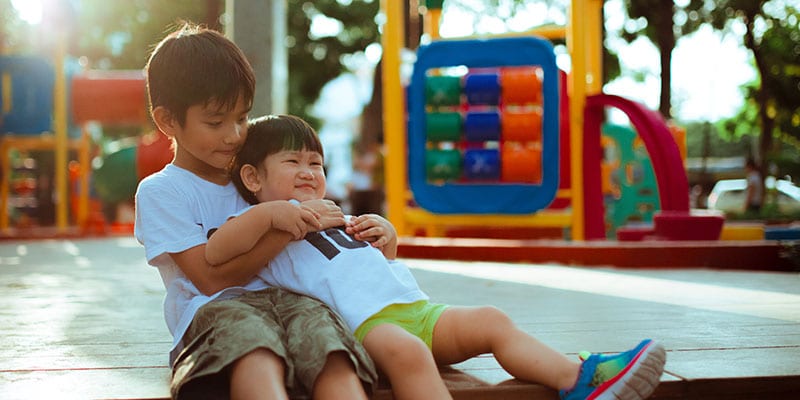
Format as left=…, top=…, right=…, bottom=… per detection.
left=500, top=66, right=542, bottom=105
left=502, top=109, right=542, bottom=142
left=501, top=142, right=541, bottom=183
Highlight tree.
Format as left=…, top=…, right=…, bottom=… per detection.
left=285, top=0, right=380, bottom=124
left=705, top=1, right=800, bottom=169
left=621, top=0, right=707, bottom=118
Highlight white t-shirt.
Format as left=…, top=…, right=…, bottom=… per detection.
left=251, top=207, right=428, bottom=332
left=134, top=164, right=269, bottom=364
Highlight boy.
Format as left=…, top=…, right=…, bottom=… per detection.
left=134, top=23, right=375, bottom=399
left=206, top=114, right=667, bottom=400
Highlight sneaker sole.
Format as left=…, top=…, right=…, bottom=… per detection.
left=593, top=341, right=667, bottom=400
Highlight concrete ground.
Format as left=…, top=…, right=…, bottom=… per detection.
left=1, top=237, right=799, bottom=399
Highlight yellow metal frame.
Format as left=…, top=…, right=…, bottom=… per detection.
left=1, top=38, right=91, bottom=233
left=381, top=0, right=603, bottom=239
left=0, top=132, right=91, bottom=231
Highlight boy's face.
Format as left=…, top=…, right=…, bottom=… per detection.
left=254, top=149, right=326, bottom=203
left=167, top=96, right=250, bottom=183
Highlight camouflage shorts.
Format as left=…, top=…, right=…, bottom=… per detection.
left=171, top=288, right=376, bottom=400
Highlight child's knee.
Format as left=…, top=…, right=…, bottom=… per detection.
left=233, top=347, right=286, bottom=376
left=474, top=306, right=516, bottom=338
left=320, top=351, right=355, bottom=375
left=229, top=348, right=288, bottom=397
left=388, top=336, right=432, bottom=371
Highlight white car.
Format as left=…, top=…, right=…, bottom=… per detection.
left=707, top=178, right=800, bottom=214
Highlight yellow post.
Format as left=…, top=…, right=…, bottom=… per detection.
left=53, top=39, right=69, bottom=231
left=586, top=0, right=604, bottom=94
left=380, top=0, right=408, bottom=235
left=566, top=0, right=604, bottom=240
left=568, top=0, right=587, bottom=240
left=424, top=8, right=442, bottom=40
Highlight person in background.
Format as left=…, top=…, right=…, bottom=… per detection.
left=744, top=157, right=763, bottom=214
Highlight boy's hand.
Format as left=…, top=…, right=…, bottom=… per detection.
left=345, top=214, right=397, bottom=251
left=300, top=199, right=345, bottom=230
left=267, top=201, right=321, bottom=240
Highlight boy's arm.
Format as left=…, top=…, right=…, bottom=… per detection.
left=205, top=201, right=321, bottom=265
left=345, top=214, right=398, bottom=259
left=172, top=230, right=292, bottom=296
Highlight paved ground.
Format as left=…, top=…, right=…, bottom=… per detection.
left=1, top=237, right=799, bottom=399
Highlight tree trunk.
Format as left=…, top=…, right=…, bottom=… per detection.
left=742, top=6, right=774, bottom=171
left=655, top=1, right=676, bottom=119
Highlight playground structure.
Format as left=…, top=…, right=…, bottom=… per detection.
left=0, top=55, right=169, bottom=234
left=1, top=1, right=792, bottom=243
left=380, top=0, right=727, bottom=241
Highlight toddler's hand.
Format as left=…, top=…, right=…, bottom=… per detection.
left=300, top=199, right=345, bottom=230
left=345, top=214, right=397, bottom=251
left=270, top=201, right=320, bottom=240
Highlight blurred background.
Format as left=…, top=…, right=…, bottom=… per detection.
left=1, top=0, right=798, bottom=231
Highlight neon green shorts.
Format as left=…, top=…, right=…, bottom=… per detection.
left=353, top=300, right=449, bottom=349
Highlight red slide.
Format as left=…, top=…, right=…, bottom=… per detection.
left=582, top=94, right=721, bottom=241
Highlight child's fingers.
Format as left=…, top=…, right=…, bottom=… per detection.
left=353, top=226, right=384, bottom=243
left=347, top=215, right=378, bottom=231
left=299, top=209, right=322, bottom=231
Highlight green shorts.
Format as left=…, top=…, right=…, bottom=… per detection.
left=354, top=300, right=449, bottom=349
left=171, top=288, right=377, bottom=400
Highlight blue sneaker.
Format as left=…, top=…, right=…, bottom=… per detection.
left=559, top=339, right=666, bottom=400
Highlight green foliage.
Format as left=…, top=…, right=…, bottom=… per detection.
left=757, top=4, right=800, bottom=142
left=700, top=1, right=800, bottom=167
left=286, top=0, right=380, bottom=123
left=684, top=121, right=752, bottom=158
left=69, top=0, right=214, bottom=69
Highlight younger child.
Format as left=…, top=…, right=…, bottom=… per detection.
left=134, top=24, right=375, bottom=399
left=207, top=114, right=667, bottom=400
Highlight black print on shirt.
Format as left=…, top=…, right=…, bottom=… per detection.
left=305, top=228, right=368, bottom=260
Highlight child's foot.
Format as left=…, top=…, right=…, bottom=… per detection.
left=559, top=339, right=666, bottom=400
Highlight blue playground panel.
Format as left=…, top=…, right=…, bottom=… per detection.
left=0, top=56, right=54, bottom=134
left=408, top=37, right=559, bottom=214
left=764, top=227, right=800, bottom=241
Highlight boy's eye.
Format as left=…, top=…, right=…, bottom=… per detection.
left=207, top=121, right=223, bottom=127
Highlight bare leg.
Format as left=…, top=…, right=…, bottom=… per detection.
left=312, top=351, right=369, bottom=400
left=363, top=324, right=452, bottom=400
left=230, top=348, right=290, bottom=400
left=431, top=306, right=581, bottom=390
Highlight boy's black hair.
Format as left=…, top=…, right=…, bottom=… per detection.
left=145, top=22, right=255, bottom=126
left=233, top=115, right=325, bottom=205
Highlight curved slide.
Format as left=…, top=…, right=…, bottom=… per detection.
left=582, top=94, right=694, bottom=240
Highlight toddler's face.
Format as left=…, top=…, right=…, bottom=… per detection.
left=255, top=149, right=326, bottom=203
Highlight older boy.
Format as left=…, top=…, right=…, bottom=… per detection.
left=134, top=23, right=375, bottom=400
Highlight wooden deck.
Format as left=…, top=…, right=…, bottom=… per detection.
left=1, top=237, right=799, bottom=399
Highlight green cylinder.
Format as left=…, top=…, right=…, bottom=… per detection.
left=425, top=75, right=461, bottom=107
left=426, top=149, right=461, bottom=181
left=426, top=112, right=462, bottom=142
left=424, top=0, right=445, bottom=9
